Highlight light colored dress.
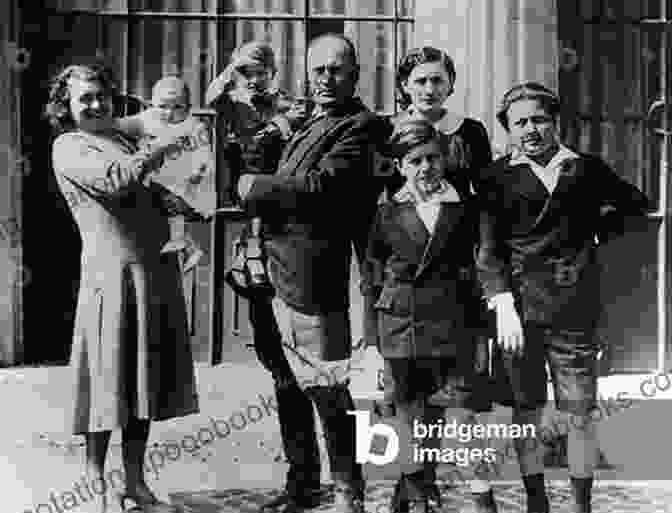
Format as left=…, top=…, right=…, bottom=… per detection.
left=52, top=129, right=199, bottom=434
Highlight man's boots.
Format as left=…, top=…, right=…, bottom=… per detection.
left=334, top=486, right=366, bottom=513
left=570, top=476, right=593, bottom=513
left=523, top=474, right=550, bottom=513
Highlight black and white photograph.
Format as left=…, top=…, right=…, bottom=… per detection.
left=1, top=1, right=672, bottom=512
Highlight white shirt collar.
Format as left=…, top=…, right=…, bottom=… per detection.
left=416, top=201, right=441, bottom=234
left=405, top=107, right=465, bottom=135
left=392, top=179, right=461, bottom=204
left=392, top=180, right=462, bottom=234
left=510, top=144, right=579, bottom=168
left=510, top=144, right=580, bottom=193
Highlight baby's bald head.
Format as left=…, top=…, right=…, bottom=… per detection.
left=151, top=76, right=191, bottom=123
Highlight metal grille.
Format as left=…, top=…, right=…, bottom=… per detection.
left=42, top=2, right=414, bottom=116
left=559, top=0, right=671, bottom=372
left=650, top=0, right=671, bottom=371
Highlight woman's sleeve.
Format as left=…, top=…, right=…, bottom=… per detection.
left=52, top=132, right=152, bottom=203
left=115, top=112, right=148, bottom=139
left=467, top=119, right=493, bottom=193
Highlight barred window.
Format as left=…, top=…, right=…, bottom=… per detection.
left=42, top=0, right=414, bottom=115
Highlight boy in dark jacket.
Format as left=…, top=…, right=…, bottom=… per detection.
left=364, top=118, right=496, bottom=513
left=476, top=82, right=651, bottom=513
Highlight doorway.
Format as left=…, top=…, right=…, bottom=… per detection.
left=19, top=6, right=144, bottom=365
left=21, top=8, right=79, bottom=365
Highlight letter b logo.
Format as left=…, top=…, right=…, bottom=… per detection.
left=348, top=410, right=399, bottom=465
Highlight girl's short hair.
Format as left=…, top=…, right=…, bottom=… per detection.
left=387, top=118, right=439, bottom=160
left=230, top=41, right=277, bottom=73
left=45, top=63, right=118, bottom=134
left=395, top=47, right=457, bottom=110
left=496, top=82, right=561, bottom=131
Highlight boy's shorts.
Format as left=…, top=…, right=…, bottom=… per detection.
left=383, top=350, right=492, bottom=413
left=490, top=324, right=599, bottom=415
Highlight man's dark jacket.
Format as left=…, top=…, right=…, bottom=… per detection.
left=241, top=99, right=390, bottom=342
left=476, top=152, right=651, bottom=331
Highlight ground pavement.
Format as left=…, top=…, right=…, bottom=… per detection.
left=6, top=346, right=672, bottom=513
left=169, top=480, right=672, bottom=513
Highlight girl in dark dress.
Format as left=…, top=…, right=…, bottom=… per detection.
left=392, top=46, right=492, bottom=196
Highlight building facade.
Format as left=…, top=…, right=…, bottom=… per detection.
left=0, top=0, right=669, bottom=374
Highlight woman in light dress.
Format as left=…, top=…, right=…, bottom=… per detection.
left=46, top=63, right=199, bottom=513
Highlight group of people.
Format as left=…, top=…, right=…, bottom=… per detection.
left=46, top=31, right=650, bottom=513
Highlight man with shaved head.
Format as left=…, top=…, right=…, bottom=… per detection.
left=237, top=33, right=390, bottom=513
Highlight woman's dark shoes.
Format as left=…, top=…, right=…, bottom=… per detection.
left=118, top=491, right=178, bottom=512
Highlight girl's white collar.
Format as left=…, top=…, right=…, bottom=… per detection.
left=406, top=107, right=465, bottom=135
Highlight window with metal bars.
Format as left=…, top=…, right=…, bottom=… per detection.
left=558, top=0, right=670, bottom=206
left=558, top=0, right=672, bottom=373
left=40, top=1, right=414, bottom=210
left=40, top=0, right=415, bottom=116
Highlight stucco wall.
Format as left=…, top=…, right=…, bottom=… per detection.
left=413, top=0, right=559, bottom=154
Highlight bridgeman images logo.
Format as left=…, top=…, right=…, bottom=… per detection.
left=349, top=410, right=535, bottom=468
left=348, top=410, right=400, bottom=465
